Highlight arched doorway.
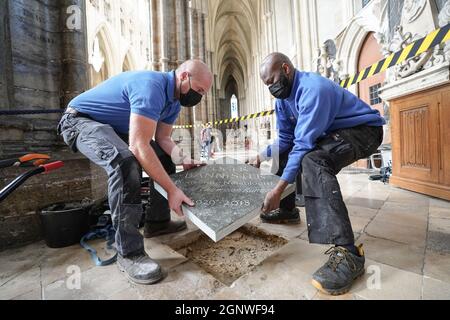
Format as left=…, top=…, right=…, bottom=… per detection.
left=356, top=32, right=387, bottom=168
left=219, top=77, right=239, bottom=147
left=358, top=32, right=385, bottom=117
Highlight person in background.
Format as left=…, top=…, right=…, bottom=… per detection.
left=200, top=123, right=213, bottom=160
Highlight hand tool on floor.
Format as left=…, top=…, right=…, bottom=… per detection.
left=0, top=154, right=51, bottom=169
left=0, top=161, right=64, bottom=202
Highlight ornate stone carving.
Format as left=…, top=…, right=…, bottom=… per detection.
left=89, top=0, right=100, bottom=10
left=438, top=0, right=450, bottom=61
left=424, top=44, right=446, bottom=69
left=381, top=26, right=433, bottom=80
left=402, top=0, right=427, bottom=23
left=314, top=40, right=342, bottom=82
left=422, top=0, right=450, bottom=69
left=439, top=0, right=450, bottom=26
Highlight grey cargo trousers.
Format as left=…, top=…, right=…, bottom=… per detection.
left=57, top=113, right=175, bottom=256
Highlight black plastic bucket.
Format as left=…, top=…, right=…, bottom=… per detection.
left=39, top=201, right=91, bottom=248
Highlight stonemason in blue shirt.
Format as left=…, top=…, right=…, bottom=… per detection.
left=250, top=52, right=386, bottom=296
left=69, top=71, right=183, bottom=134
left=58, top=60, right=213, bottom=286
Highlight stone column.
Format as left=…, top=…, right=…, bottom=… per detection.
left=188, top=8, right=202, bottom=124
left=174, top=0, right=185, bottom=126
left=174, top=0, right=191, bottom=126
left=159, top=0, right=170, bottom=71
left=175, top=0, right=187, bottom=65
left=59, top=0, right=89, bottom=109
left=198, top=13, right=206, bottom=61
left=190, top=8, right=199, bottom=59
left=296, top=0, right=318, bottom=72
left=0, top=0, right=11, bottom=158
left=0, top=0, right=13, bottom=111
left=163, top=0, right=180, bottom=71
left=292, top=0, right=303, bottom=69
left=150, top=0, right=161, bottom=71
left=199, top=13, right=209, bottom=123
left=207, top=51, right=216, bottom=122
left=183, top=0, right=191, bottom=62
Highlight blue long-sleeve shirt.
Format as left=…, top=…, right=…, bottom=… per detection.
left=261, top=70, right=386, bottom=184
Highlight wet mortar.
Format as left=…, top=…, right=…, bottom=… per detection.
left=169, top=225, right=288, bottom=286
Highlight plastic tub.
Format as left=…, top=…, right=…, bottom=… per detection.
left=39, top=201, right=91, bottom=248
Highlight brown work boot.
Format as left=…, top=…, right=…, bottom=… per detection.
left=144, top=220, right=187, bottom=238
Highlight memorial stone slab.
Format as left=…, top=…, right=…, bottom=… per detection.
left=155, top=157, right=295, bottom=242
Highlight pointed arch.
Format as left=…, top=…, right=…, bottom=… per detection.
left=88, top=23, right=118, bottom=87
left=122, top=49, right=138, bottom=71
left=336, top=1, right=387, bottom=93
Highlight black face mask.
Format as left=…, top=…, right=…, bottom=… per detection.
left=179, top=76, right=203, bottom=107
left=269, top=71, right=293, bottom=100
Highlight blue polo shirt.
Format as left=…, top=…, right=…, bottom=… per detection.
left=68, top=71, right=181, bottom=134
left=261, top=70, right=386, bottom=184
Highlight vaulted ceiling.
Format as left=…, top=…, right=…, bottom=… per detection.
left=209, top=0, right=258, bottom=99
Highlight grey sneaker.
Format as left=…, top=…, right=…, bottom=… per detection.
left=312, top=245, right=365, bottom=296
left=260, top=207, right=301, bottom=224
left=117, top=250, right=165, bottom=285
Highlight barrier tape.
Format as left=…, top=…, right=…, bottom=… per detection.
left=175, top=23, right=450, bottom=129
left=340, top=22, right=450, bottom=88
left=174, top=110, right=275, bottom=129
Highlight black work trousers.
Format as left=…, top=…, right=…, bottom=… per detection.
left=275, top=125, right=383, bottom=245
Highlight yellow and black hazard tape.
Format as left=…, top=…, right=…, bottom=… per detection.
left=340, top=22, right=450, bottom=88
left=174, top=110, right=275, bottom=129
left=175, top=23, right=450, bottom=129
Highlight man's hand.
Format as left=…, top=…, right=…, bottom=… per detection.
left=183, top=159, right=207, bottom=171
left=261, top=180, right=289, bottom=214
left=247, top=154, right=261, bottom=169
left=168, top=187, right=194, bottom=217
left=261, top=188, right=282, bottom=214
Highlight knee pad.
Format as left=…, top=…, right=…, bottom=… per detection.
left=119, top=156, right=142, bottom=205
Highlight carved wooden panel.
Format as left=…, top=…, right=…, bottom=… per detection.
left=399, top=106, right=430, bottom=169
left=392, top=93, right=440, bottom=185
left=391, top=85, right=450, bottom=200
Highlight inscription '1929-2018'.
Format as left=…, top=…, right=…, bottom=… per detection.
left=194, top=199, right=251, bottom=208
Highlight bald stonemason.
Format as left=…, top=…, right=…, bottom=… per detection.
left=58, top=60, right=213, bottom=285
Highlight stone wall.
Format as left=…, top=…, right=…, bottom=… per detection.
left=0, top=0, right=88, bottom=158
left=0, top=0, right=102, bottom=251
left=436, top=0, right=448, bottom=11
left=0, top=0, right=13, bottom=113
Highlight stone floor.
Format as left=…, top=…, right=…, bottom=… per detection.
left=1, top=172, right=450, bottom=300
